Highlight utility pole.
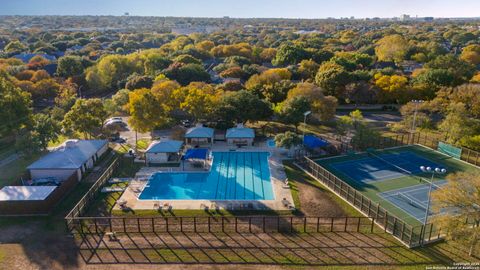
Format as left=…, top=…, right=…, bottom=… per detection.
left=410, top=100, right=423, bottom=144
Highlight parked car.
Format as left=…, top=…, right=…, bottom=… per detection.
left=104, top=117, right=127, bottom=127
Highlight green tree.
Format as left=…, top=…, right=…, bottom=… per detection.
left=272, top=44, right=309, bottom=66
left=432, top=172, right=480, bottom=257
left=438, top=103, right=478, bottom=144
left=0, top=74, right=32, bottom=137
left=275, top=96, right=311, bottom=131
left=274, top=131, right=302, bottom=149
left=4, top=40, right=26, bottom=54
left=215, top=90, right=273, bottom=125
left=163, top=63, right=210, bottom=86
left=315, top=61, right=351, bottom=96
left=31, top=113, right=61, bottom=151
left=62, top=98, right=107, bottom=138
left=57, top=56, right=84, bottom=78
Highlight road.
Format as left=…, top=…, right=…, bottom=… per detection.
left=336, top=111, right=402, bottom=124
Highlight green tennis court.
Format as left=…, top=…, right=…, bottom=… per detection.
left=315, top=145, right=480, bottom=226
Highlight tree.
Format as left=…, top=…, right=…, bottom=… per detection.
left=215, top=90, right=273, bottom=125
left=275, top=96, right=311, bottom=131
left=287, top=82, right=338, bottom=121
left=173, top=54, right=202, bottom=65
left=127, top=88, right=169, bottom=133
left=315, top=61, right=351, bottom=96
left=57, top=56, right=84, bottom=77
left=344, top=81, right=379, bottom=105
left=424, top=55, right=476, bottom=86
left=62, top=98, right=107, bottom=138
left=274, top=131, right=302, bottom=149
left=4, top=40, right=26, bottom=54
left=0, top=74, right=32, bottom=137
left=27, top=56, right=51, bottom=70
left=162, top=63, right=210, bottom=86
left=143, top=53, right=171, bottom=75
left=125, top=75, right=153, bottom=90
left=375, top=34, right=409, bottom=62
left=272, top=44, right=309, bottom=66
left=174, top=83, right=220, bottom=121
left=298, top=59, right=320, bottom=81
left=438, top=103, right=478, bottom=145
left=460, top=44, right=480, bottom=65
left=389, top=101, right=432, bottom=133
left=31, top=113, right=61, bottom=151
left=432, top=172, right=480, bottom=257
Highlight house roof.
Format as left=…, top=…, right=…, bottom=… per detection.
left=226, top=126, right=255, bottom=139
left=185, top=125, right=214, bottom=138
left=27, top=140, right=107, bottom=170
left=0, top=186, right=57, bottom=201
left=146, top=140, right=183, bottom=153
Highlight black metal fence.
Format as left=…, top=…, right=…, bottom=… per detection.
left=66, top=215, right=384, bottom=235
left=65, top=155, right=119, bottom=228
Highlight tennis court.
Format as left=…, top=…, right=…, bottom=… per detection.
left=314, top=144, right=480, bottom=226
left=379, top=180, right=447, bottom=223
left=330, top=151, right=439, bottom=183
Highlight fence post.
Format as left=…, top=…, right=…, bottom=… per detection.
left=122, top=218, right=126, bottom=233
left=263, top=217, right=266, bottom=233
left=317, top=217, right=320, bottom=232
left=357, top=217, right=361, bottom=232
left=370, top=218, right=375, bottom=233
left=137, top=218, right=140, bottom=232
left=344, top=217, right=348, bottom=232
left=208, top=217, right=211, bottom=233
left=151, top=217, right=155, bottom=233
left=180, top=217, right=183, bottom=233
left=235, top=217, right=238, bottom=233
left=290, top=217, right=293, bottom=233
left=330, top=218, right=334, bottom=232
left=222, top=217, right=224, bottom=233
left=249, top=217, right=252, bottom=233
left=166, top=217, right=169, bottom=232
left=94, top=219, right=98, bottom=234
left=384, top=212, right=388, bottom=232
left=277, top=216, right=280, bottom=232
left=194, top=217, right=196, bottom=233
left=303, top=217, right=307, bottom=233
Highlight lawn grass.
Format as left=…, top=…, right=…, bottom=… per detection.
left=47, top=134, right=68, bottom=148
left=283, top=160, right=362, bottom=217
left=136, top=138, right=150, bottom=150
left=315, top=144, right=480, bottom=226
left=0, top=152, right=43, bottom=186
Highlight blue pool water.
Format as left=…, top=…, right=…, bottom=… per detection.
left=267, top=139, right=276, bottom=147
left=139, top=152, right=274, bottom=200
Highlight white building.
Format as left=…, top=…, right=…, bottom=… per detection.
left=226, top=124, right=255, bottom=146
left=27, top=139, right=108, bottom=181
left=145, top=140, right=183, bottom=165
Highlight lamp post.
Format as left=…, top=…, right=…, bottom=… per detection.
left=419, top=165, right=446, bottom=245
left=302, top=111, right=312, bottom=145
left=410, top=100, right=424, bottom=144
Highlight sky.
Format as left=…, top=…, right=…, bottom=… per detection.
left=1, top=0, right=479, bottom=18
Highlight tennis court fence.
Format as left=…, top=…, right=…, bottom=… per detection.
left=340, top=132, right=480, bottom=167
left=296, top=157, right=441, bottom=247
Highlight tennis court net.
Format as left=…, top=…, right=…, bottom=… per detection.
left=367, top=151, right=443, bottom=189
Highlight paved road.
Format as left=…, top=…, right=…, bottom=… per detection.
left=335, top=111, right=402, bottom=123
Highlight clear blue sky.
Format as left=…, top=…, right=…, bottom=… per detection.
left=1, top=0, right=479, bottom=18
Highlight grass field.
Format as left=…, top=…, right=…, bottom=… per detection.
left=315, top=144, right=480, bottom=226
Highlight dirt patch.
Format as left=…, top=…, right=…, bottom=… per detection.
left=283, top=162, right=350, bottom=217
left=294, top=179, right=347, bottom=216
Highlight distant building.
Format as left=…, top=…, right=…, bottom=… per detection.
left=27, top=139, right=108, bottom=181
left=400, top=14, right=411, bottom=21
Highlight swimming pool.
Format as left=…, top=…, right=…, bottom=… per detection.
left=139, top=152, right=274, bottom=200
left=267, top=139, right=276, bottom=148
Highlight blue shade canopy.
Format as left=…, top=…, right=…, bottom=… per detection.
left=182, top=148, right=208, bottom=160
left=303, top=135, right=329, bottom=149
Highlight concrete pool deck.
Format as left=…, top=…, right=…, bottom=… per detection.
left=114, top=143, right=295, bottom=211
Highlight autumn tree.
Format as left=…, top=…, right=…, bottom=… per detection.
left=127, top=88, right=169, bottom=133
left=214, top=90, right=273, bottom=125
left=287, top=82, right=337, bottom=121
left=375, top=34, right=409, bottom=62
left=460, top=44, right=480, bottom=66
left=432, top=172, right=480, bottom=257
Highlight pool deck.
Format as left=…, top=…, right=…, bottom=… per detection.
left=114, top=142, right=295, bottom=211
